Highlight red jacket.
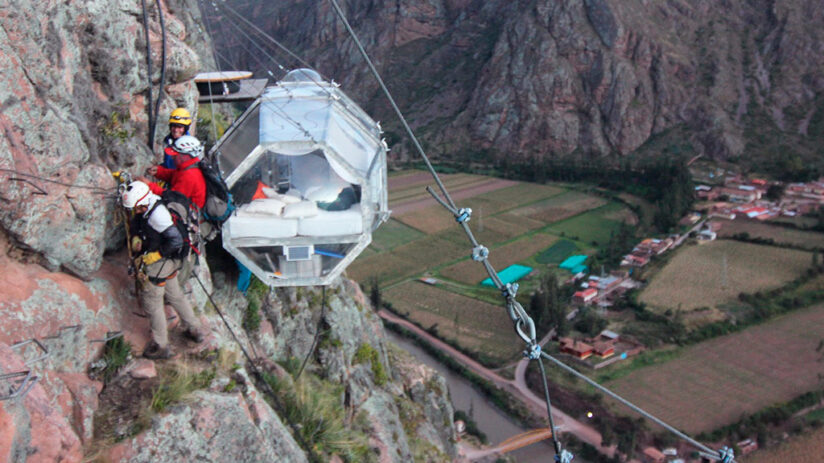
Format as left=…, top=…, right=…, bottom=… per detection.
left=149, top=157, right=206, bottom=209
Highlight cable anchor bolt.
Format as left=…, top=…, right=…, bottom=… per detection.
left=455, top=207, right=472, bottom=223
left=472, top=245, right=489, bottom=262
left=524, top=343, right=541, bottom=360
left=555, top=449, right=574, bottom=463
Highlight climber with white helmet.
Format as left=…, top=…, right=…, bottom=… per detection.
left=139, top=134, right=207, bottom=209
left=161, top=107, right=193, bottom=169
left=121, top=180, right=206, bottom=359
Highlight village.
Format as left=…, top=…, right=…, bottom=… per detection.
left=555, top=173, right=824, bottom=375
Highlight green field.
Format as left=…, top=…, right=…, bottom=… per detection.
left=535, top=240, right=580, bottom=264
left=369, top=219, right=425, bottom=252
left=546, top=205, right=625, bottom=246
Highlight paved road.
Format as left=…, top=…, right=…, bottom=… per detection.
left=379, top=310, right=618, bottom=460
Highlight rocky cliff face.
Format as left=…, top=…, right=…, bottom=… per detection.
left=0, top=2, right=458, bottom=462
left=210, top=0, right=824, bottom=166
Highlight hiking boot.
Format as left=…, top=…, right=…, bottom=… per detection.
left=183, top=328, right=205, bottom=343
left=143, top=342, right=174, bottom=360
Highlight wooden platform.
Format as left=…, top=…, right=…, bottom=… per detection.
left=197, top=78, right=269, bottom=103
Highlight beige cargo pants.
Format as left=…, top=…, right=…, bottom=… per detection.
left=140, top=258, right=202, bottom=348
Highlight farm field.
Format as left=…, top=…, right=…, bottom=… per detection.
left=384, top=280, right=523, bottom=362
left=439, top=234, right=558, bottom=285
left=742, top=428, right=824, bottom=463
left=716, top=218, right=824, bottom=250
left=546, top=204, right=626, bottom=246
left=349, top=169, right=637, bottom=362
left=640, top=240, right=812, bottom=312
left=510, top=190, right=607, bottom=224
left=606, top=304, right=824, bottom=434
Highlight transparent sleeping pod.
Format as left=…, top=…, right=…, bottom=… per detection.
left=212, top=69, right=389, bottom=286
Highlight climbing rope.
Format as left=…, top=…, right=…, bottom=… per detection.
left=296, top=286, right=326, bottom=380
left=0, top=168, right=115, bottom=194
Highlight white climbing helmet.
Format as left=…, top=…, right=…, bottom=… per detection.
left=172, top=135, right=204, bottom=159
left=121, top=181, right=152, bottom=208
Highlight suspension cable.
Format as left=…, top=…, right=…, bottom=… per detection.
left=540, top=351, right=733, bottom=462
left=197, top=0, right=224, bottom=147
left=139, top=0, right=154, bottom=149
left=150, top=0, right=167, bottom=149
left=324, top=0, right=566, bottom=459
left=325, top=2, right=736, bottom=462
left=209, top=0, right=320, bottom=77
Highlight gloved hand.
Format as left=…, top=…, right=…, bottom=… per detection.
left=130, top=236, right=143, bottom=253
left=142, top=251, right=162, bottom=265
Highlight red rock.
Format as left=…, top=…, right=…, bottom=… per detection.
left=0, top=407, right=16, bottom=463
left=129, top=359, right=157, bottom=379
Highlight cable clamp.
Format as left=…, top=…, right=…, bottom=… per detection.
left=555, top=449, right=574, bottom=463
left=455, top=207, right=472, bottom=223
left=524, top=344, right=541, bottom=360
left=717, top=446, right=735, bottom=463
left=502, top=283, right=519, bottom=299
left=472, top=245, right=489, bottom=262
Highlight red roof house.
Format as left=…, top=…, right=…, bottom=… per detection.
left=559, top=338, right=594, bottom=360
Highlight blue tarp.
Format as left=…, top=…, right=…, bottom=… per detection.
left=481, top=264, right=533, bottom=287
left=570, top=264, right=588, bottom=274
left=560, top=254, right=588, bottom=271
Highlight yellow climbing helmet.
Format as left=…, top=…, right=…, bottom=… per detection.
left=169, top=107, right=192, bottom=126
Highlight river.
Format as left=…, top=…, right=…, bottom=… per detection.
left=386, top=330, right=566, bottom=463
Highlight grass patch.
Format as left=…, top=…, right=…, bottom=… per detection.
left=546, top=206, right=625, bottom=247
left=535, top=239, right=580, bottom=264
left=368, top=218, right=425, bottom=252
left=263, top=371, right=372, bottom=462
left=150, top=365, right=216, bottom=412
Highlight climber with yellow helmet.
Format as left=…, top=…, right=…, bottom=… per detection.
left=162, top=107, right=193, bottom=168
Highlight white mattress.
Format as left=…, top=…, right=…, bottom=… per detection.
left=298, top=207, right=363, bottom=236
left=227, top=214, right=298, bottom=239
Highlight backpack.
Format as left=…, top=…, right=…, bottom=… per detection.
left=159, top=190, right=200, bottom=259
left=200, top=156, right=234, bottom=225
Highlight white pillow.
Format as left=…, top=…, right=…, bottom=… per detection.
left=261, top=187, right=278, bottom=198
left=276, top=193, right=301, bottom=204
left=282, top=200, right=319, bottom=219
left=305, top=186, right=340, bottom=203
left=243, top=198, right=285, bottom=216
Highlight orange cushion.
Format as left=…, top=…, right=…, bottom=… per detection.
left=251, top=181, right=270, bottom=201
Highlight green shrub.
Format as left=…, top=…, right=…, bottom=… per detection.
left=354, top=343, right=387, bottom=386
left=100, top=336, right=132, bottom=384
